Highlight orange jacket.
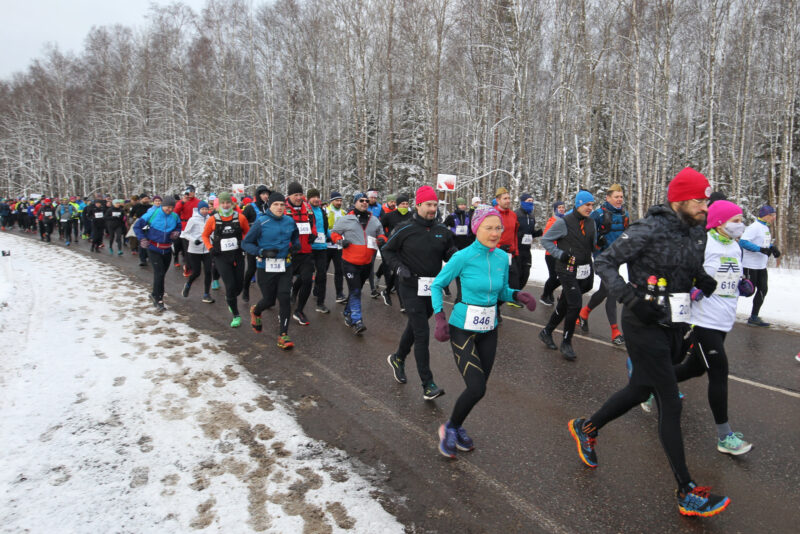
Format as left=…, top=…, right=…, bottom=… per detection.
left=496, top=206, right=519, bottom=256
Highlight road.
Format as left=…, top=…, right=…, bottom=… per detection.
left=10, top=232, right=800, bottom=533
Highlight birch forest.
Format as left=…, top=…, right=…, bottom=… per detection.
left=0, top=0, right=798, bottom=252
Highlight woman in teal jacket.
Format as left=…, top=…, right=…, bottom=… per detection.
left=430, top=205, right=537, bottom=458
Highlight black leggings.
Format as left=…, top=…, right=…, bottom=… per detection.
left=587, top=310, right=691, bottom=488
left=545, top=271, right=593, bottom=342
left=675, top=326, right=729, bottom=425
left=542, top=255, right=561, bottom=298
left=214, top=253, right=244, bottom=316
left=326, top=248, right=344, bottom=296
left=448, top=325, right=498, bottom=428
left=586, top=280, right=619, bottom=327
left=187, top=253, right=212, bottom=294
left=290, top=252, right=314, bottom=313
left=255, top=268, right=292, bottom=334
left=107, top=223, right=124, bottom=250
left=150, top=249, right=172, bottom=301
left=311, top=249, right=328, bottom=305
left=242, top=253, right=258, bottom=299
left=395, top=284, right=434, bottom=385
left=743, top=267, right=768, bottom=317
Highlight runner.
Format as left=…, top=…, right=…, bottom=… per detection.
left=326, top=191, right=347, bottom=304
left=104, top=199, right=126, bottom=255
left=379, top=193, right=413, bottom=307
left=174, top=186, right=199, bottom=275
left=494, top=187, right=520, bottom=288
left=56, top=198, right=77, bottom=245
left=35, top=198, right=56, bottom=242
left=201, top=192, right=250, bottom=327
left=443, top=197, right=475, bottom=251
left=133, top=196, right=181, bottom=312
left=129, top=195, right=152, bottom=266
left=675, top=199, right=754, bottom=456
left=331, top=192, right=387, bottom=335
left=430, top=205, right=537, bottom=457
left=0, top=199, right=10, bottom=230
left=306, top=188, right=331, bottom=314
left=568, top=167, right=731, bottom=517
left=242, top=191, right=300, bottom=350
left=739, top=205, right=780, bottom=327
left=180, top=201, right=214, bottom=304
left=366, top=189, right=382, bottom=297
left=381, top=185, right=456, bottom=400
left=241, top=185, right=271, bottom=303
left=86, top=198, right=106, bottom=252
left=578, top=184, right=630, bottom=344
left=285, top=181, right=316, bottom=326
left=539, top=191, right=596, bottom=360
left=539, top=201, right=566, bottom=305
left=513, top=192, right=542, bottom=292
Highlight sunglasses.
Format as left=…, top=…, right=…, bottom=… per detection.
left=356, top=199, right=368, bottom=203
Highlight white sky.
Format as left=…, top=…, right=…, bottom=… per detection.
left=0, top=0, right=209, bottom=80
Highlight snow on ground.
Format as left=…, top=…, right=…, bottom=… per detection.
left=0, top=233, right=403, bottom=534
left=526, top=247, right=800, bottom=331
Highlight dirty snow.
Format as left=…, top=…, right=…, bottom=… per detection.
left=0, top=233, right=403, bottom=534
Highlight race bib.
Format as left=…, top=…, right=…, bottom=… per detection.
left=315, top=232, right=326, bottom=244
left=94, top=212, right=103, bottom=219
left=417, top=277, right=434, bottom=297
left=264, top=258, right=286, bottom=272
left=521, top=234, right=533, bottom=245
left=714, top=257, right=740, bottom=297
left=60, top=216, right=68, bottom=222
left=220, top=237, right=238, bottom=251
left=44, top=211, right=52, bottom=217
left=296, top=222, right=312, bottom=235
left=455, top=225, right=468, bottom=236
left=367, top=236, right=378, bottom=250
left=112, top=211, right=121, bottom=217
left=464, top=305, right=496, bottom=332
left=576, top=264, right=591, bottom=280
left=669, top=293, right=691, bottom=323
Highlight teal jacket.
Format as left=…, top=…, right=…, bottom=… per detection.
left=431, top=239, right=516, bottom=331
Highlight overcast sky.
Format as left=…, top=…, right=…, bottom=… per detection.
left=0, top=0, right=209, bottom=80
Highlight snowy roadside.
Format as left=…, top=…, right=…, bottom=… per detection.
left=526, top=247, right=800, bottom=331
left=0, top=233, right=403, bottom=534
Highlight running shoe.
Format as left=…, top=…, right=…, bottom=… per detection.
left=381, top=289, right=392, bottom=307
left=174, top=262, right=181, bottom=268
left=560, top=340, right=577, bottom=361
left=677, top=482, right=730, bottom=517
left=117, top=250, right=123, bottom=256
left=717, top=432, right=752, bottom=456
left=539, top=329, right=557, bottom=350
left=201, top=294, right=214, bottom=304
left=423, top=382, right=445, bottom=401
left=108, top=248, right=114, bottom=255
left=315, top=304, right=330, bottom=314
left=796, top=352, right=800, bottom=363
left=351, top=321, right=366, bottom=335
left=230, top=316, right=242, bottom=328
left=370, top=288, right=380, bottom=299
left=211, top=280, right=220, bottom=290
left=612, top=334, right=625, bottom=346
left=568, top=418, right=598, bottom=467
left=65, top=241, right=70, bottom=246
left=747, top=316, right=771, bottom=327
left=250, top=305, right=262, bottom=333
left=183, top=265, right=192, bottom=277
left=181, top=283, right=190, bottom=298
left=641, top=394, right=654, bottom=412
left=335, top=293, right=347, bottom=304
left=155, top=300, right=166, bottom=313
left=577, top=315, right=589, bottom=332
left=387, top=354, right=407, bottom=384
left=539, top=294, right=554, bottom=306
left=343, top=310, right=353, bottom=327
left=454, top=425, right=474, bottom=452
left=293, top=311, right=310, bottom=326
left=437, top=423, right=457, bottom=459
left=277, top=333, right=294, bottom=350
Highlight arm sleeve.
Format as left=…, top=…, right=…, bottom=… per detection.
left=541, top=217, right=568, bottom=259
left=239, top=214, right=250, bottom=236
left=133, top=216, right=146, bottom=240
left=594, top=222, right=652, bottom=302
left=738, top=239, right=761, bottom=252
left=499, top=253, right=517, bottom=302
left=201, top=217, right=215, bottom=250
left=431, top=253, right=462, bottom=313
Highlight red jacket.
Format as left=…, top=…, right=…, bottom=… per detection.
left=174, top=197, right=199, bottom=230
left=497, top=206, right=519, bottom=256
left=285, top=200, right=316, bottom=254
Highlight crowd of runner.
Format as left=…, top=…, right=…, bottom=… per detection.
left=0, top=168, right=791, bottom=518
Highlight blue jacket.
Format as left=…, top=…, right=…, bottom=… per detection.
left=590, top=201, right=629, bottom=253
left=133, top=206, right=181, bottom=252
left=310, top=205, right=330, bottom=251
left=241, top=210, right=299, bottom=268
left=367, top=203, right=382, bottom=218
left=56, top=204, right=76, bottom=220
left=431, top=239, right=516, bottom=331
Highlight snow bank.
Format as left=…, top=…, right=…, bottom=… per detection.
left=0, top=233, right=403, bottom=533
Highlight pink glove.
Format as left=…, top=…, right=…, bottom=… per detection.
left=434, top=311, right=450, bottom=342
left=139, top=238, right=150, bottom=249
left=514, top=291, right=537, bottom=311
left=689, top=287, right=704, bottom=302
left=738, top=278, right=755, bottom=297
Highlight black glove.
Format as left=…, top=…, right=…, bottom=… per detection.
left=771, top=245, right=781, bottom=258
left=259, top=248, right=278, bottom=259
left=596, top=234, right=607, bottom=249
left=377, top=236, right=387, bottom=247
left=340, top=239, right=351, bottom=248
left=194, top=239, right=201, bottom=245
left=695, top=276, right=717, bottom=297
left=624, top=296, right=664, bottom=325
left=290, top=243, right=301, bottom=254
left=396, top=264, right=412, bottom=280
left=759, top=247, right=773, bottom=256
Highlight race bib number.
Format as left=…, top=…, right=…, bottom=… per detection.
left=44, top=211, right=53, bottom=217
left=315, top=232, right=326, bottom=244
left=455, top=225, right=468, bottom=236
left=669, top=293, right=691, bottom=323
left=296, top=222, right=312, bottom=235
left=60, top=216, right=68, bottom=222
left=464, top=305, right=496, bottom=332
left=714, top=257, right=740, bottom=297
left=264, top=258, right=286, bottom=272
left=112, top=212, right=121, bottom=217
left=94, top=212, right=103, bottom=219
left=417, top=277, right=434, bottom=297
left=367, top=236, right=378, bottom=250
left=576, top=264, right=591, bottom=280
left=220, top=237, right=238, bottom=251
left=521, top=234, right=533, bottom=245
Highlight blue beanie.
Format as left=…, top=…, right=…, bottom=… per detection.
left=330, top=191, right=342, bottom=201
left=197, top=201, right=209, bottom=210
left=574, top=191, right=594, bottom=208
left=353, top=192, right=365, bottom=203
left=758, top=205, right=775, bottom=218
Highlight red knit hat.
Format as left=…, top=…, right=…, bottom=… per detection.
left=667, top=167, right=712, bottom=202
left=415, top=185, right=437, bottom=205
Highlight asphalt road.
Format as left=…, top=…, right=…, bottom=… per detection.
left=9, top=231, right=800, bottom=533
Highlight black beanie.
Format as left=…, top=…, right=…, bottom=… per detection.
left=396, top=193, right=410, bottom=205
left=287, top=181, right=303, bottom=196
left=268, top=192, right=286, bottom=207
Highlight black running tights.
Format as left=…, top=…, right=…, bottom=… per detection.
left=215, top=253, right=244, bottom=316
left=586, top=280, right=619, bottom=327
left=448, top=325, right=498, bottom=428
left=187, top=252, right=212, bottom=294
left=675, top=326, right=729, bottom=425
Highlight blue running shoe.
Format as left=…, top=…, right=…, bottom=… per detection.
left=677, top=482, right=730, bottom=517
left=438, top=423, right=457, bottom=459
left=211, top=280, right=220, bottom=290
left=454, top=425, right=474, bottom=451
left=568, top=418, right=597, bottom=468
